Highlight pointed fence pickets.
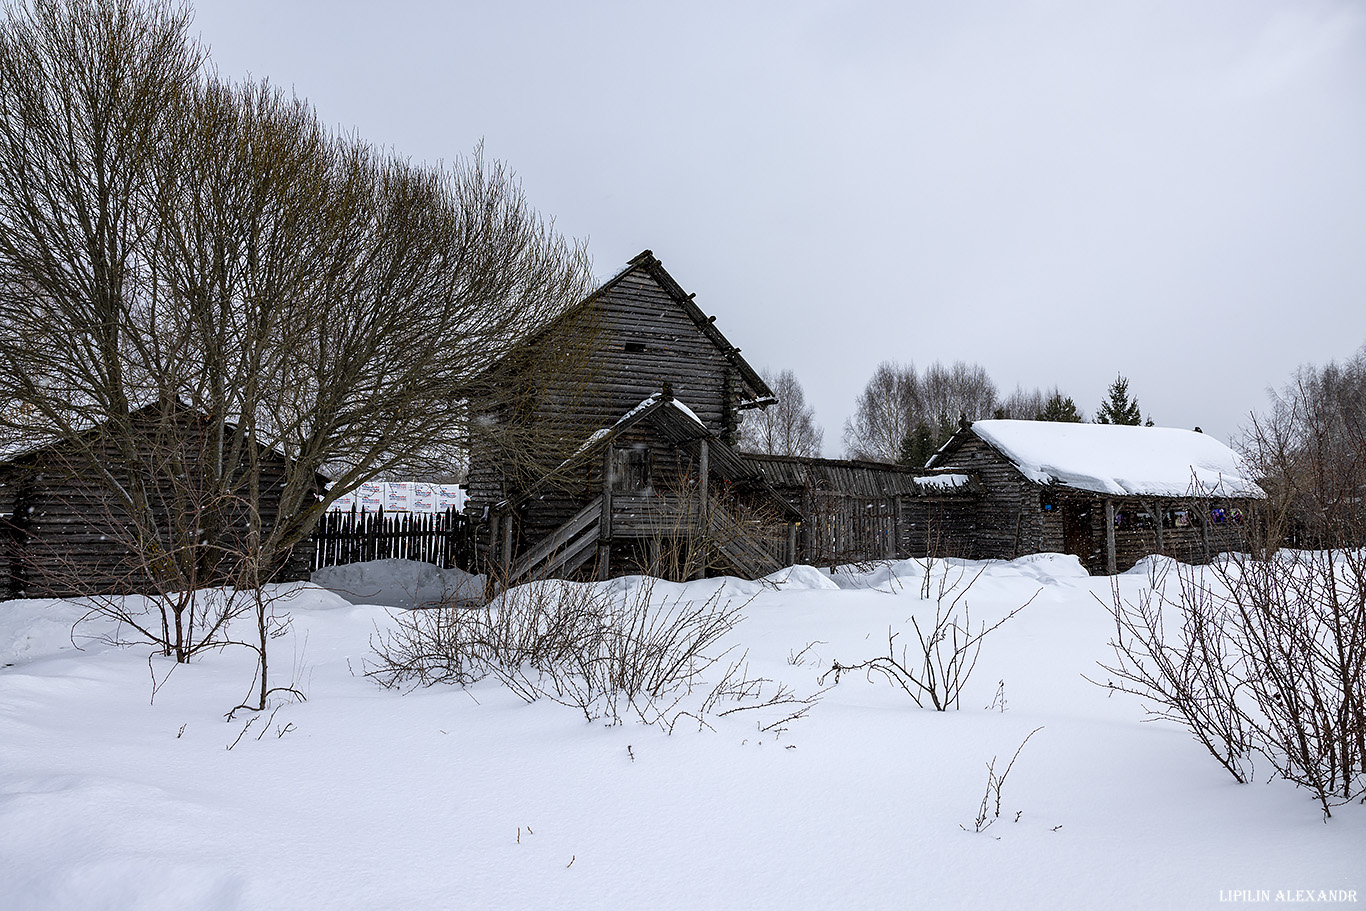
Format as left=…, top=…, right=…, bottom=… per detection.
left=310, top=507, right=476, bottom=571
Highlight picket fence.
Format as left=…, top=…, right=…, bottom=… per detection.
left=309, top=507, right=476, bottom=571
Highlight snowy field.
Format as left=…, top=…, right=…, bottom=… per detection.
left=1, top=556, right=1360, bottom=910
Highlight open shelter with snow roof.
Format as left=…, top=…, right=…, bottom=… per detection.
left=924, top=419, right=1266, bottom=573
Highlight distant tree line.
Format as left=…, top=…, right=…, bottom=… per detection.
left=737, top=359, right=1156, bottom=467
left=1245, top=340, right=1366, bottom=548
left=837, top=361, right=1150, bottom=467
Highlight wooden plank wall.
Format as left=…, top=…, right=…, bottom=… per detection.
left=1, top=412, right=316, bottom=599
left=466, top=264, right=741, bottom=518
left=933, top=437, right=1260, bottom=572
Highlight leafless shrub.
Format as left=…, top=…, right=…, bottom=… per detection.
left=1091, top=552, right=1366, bottom=818
left=627, top=471, right=789, bottom=584
left=820, top=563, right=1037, bottom=710
left=963, top=726, right=1044, bottom=834
left=1087, top=563, right=1255, bottom=784
left=369, top=576, right=818, bottom=732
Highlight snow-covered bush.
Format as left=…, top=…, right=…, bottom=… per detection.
left=368, top=576, right=817, bottom=732
left=820, top=561, right=1036, bottom=711
left=1094, top=550, right=1366, bottom=818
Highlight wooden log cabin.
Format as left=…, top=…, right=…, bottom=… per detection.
left=465, top=250, right=800, bottom=583
left=1, top=404, right=319, bottom=599
left=923, top=419, right=1266, bottom=573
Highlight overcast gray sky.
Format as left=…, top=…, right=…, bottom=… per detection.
left=192, top=0, right=1366, bottom=450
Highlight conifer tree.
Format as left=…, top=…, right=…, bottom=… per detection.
left=1038, top=391, right=1083, bottom=422
left=1095, top=375, right=1145, bottom=425
left=898, top=421, right=936, bottom=468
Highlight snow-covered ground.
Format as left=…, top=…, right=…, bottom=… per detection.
left=1, top=556, right=1360, bottom=910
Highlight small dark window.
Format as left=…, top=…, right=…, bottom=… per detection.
left=611, top=446, right=652, bottom=493
left=624, top=342, right=648, bottom=353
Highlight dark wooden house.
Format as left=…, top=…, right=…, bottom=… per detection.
left=923, top=420, right=1266, bottom=573
left=1, top=405, right=319, bottom=599
left=466, top=250, right=796, bottom=582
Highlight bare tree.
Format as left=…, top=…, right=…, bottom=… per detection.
left=920, top=360, right=997, bottom=431
left=1244, top=342, right=1366, bottom=548
left=0, top=0, right=593, bottom=695
left=843, top=361, right=921, bottom=462
left=737, top=367, right=823, bottom=458
left=845, top=359, right=1000, bottom=463
left=994, top=385, right=1048, bottom=421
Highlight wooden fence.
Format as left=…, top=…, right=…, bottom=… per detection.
left=799, top=492, right=900, bottom=568
left=310, top=507, right=476, bottom=571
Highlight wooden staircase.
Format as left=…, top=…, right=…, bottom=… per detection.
left=500, top=494, right=788, bottom=586
left=504, top=497, right=602, bottom=585
left=705, top=504, right=786, bottom=579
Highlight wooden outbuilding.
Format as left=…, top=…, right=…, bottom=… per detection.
left=1, top=405, right=320, bottom=599
left=923, top=420, right=1266, bottom=573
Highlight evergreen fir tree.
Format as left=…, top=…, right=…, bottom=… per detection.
left=1037, top=392, right=1083, bottom=422
left=935, top=411, right=955, bottom=444
left=898, top=421, right=936, bottom=468
left=1095, top=375, right=1145, bottom=425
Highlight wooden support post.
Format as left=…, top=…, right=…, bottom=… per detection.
left=787, top=520, right=798, bottom=567
left=489, top=514, right=501, bottom=572
left=1150, top=499, right=1164, bottom=554
left=697, top=439, right=709, bottom=514
left=693, top=439, right=709, bottom=580
left=892, top=496, right=904, bottom=560
left=801, top=486, right=812, bottom=565
left=1105, top=498, right=1117, bottom=575
left=598, top=446, right=614, bottom=581
left=1200, top=499, right=1211, bottom=563
left=501, top=512, right=514, bottom=577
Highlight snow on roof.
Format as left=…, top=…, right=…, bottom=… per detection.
left=667, top=397, right=705, bottom=428
left=558, top=393, right=707, bottom=469
left=965, top=420, right=1265, bottom=499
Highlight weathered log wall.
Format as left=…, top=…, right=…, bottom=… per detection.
left=466, top=253, right=766, bottom=522
left=1, top=412, right=316, bottom=600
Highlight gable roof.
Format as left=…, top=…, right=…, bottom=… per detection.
left=505, top=250, right=773, bottom=407
left=498, top=391, right=800, bottom=519
left=605, top=251, right=772, bottom=405
left=927, top=420, right=1265, bottom=499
